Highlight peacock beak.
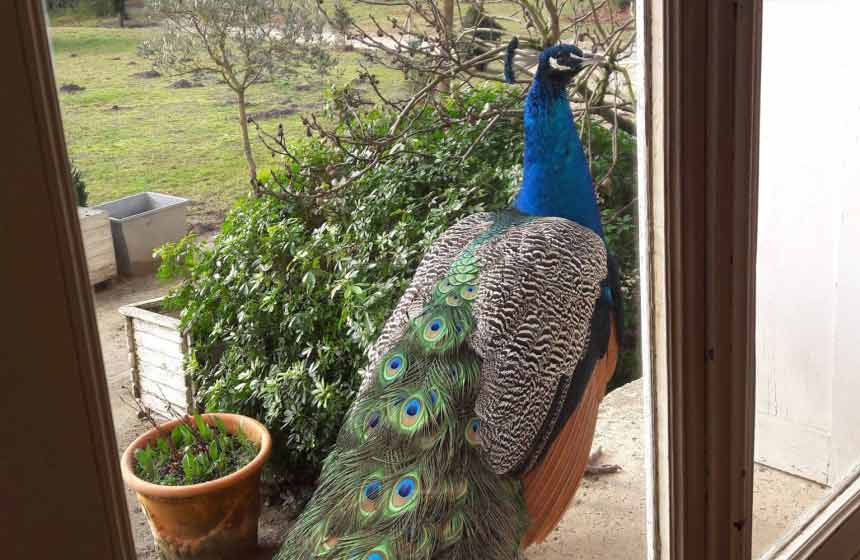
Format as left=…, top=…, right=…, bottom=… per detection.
left=577, top=53, right=606, bottom=67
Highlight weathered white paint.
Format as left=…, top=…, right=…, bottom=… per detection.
left=119, top=297, right=192, bottom=418
left=756, top=0, right=860, bottom=485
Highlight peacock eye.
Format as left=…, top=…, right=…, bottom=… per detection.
left=380, top=352, right=408, bottom=384
left=388, top=474, right=420, bottom=512
left=364, top=480, right=382, bottom=501
left=465, top=417, right=481, bottom=446
left=397, top=478, right=416, bottom=498
left=359, top=476, right=385, bottom=516
left=405, top=399, right=421, bottom=417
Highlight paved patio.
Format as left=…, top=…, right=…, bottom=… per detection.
left=95, top=275, right=828, bottom=559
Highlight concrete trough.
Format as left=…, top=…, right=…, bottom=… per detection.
left=95, top=192, right=189, bottom=276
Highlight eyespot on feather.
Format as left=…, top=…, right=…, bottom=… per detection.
left=460, top=285, right=479, bottom=301
left=379, top=352, right=407, bottom=384
left=386, top=473, right=420, bottom=514
left=422, top=317, right=447, bottom=344
left=398, top=395, right=426, bottom=432
left=465, top=417, right=481, bottom=446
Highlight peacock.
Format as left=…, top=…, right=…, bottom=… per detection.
left=276, top=38, right=624, bottom=559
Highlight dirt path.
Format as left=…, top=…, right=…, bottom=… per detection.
left=94, top=275, right=175, bottom=559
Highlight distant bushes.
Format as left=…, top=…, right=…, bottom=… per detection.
left=70, top=162, right=88, bottom=207
left=47, top=0, right=120, bottom=17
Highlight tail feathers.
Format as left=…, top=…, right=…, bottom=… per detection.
left=276, top=251, right=527, bottom=560
left=520, top=322, right=619, bottom=547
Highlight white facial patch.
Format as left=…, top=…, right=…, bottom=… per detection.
left=549, top=57, right=567, bottom=70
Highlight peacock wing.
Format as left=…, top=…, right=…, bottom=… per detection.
left=362, top=212, right=497, bottom=389
left=470, top=216, right=608, bottom=476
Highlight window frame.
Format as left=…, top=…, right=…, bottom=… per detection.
left=0, top=1, right=136, bottom=557
left=11, top=0, right=860, bottom=558
left=638, top=0, right=762, bottom=559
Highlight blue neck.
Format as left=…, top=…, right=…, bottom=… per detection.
left=513, top=75, right=604, bottom=238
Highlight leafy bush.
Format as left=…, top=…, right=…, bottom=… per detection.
left=159, top=84, right=638, bottom=481
left=133, top=415, right=259, bottom=486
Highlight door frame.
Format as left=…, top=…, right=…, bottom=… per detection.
left=6, top=0, right=859, bottom=558
left=639, top=0, right=761, bottom=558
left=763, top=465, right=860, bottom=559
left=0, top=1, right=136, bottom=557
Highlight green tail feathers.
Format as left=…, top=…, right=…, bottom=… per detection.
left=277, top=244, right=528, bottom=559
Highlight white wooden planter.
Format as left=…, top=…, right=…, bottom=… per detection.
left=77, top=207, right=117, bottom=286
left=119, top=297, right=194, bottom=418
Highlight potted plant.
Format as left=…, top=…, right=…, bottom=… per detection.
left=120, top=413, right=272, bottom=560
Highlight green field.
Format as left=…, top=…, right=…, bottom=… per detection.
left=48, top=1, right=548, bottom=220
left=50, top=24, right=404, bottom=219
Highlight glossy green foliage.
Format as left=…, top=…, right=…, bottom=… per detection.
left=157, top=85, right=638, bottom=481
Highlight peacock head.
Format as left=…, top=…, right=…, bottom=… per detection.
left=505, top=38, right=599, bottom=90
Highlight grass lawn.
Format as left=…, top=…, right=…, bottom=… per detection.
left=48, top=2, right=600, bottom=221
left=50, top=24, right=405, bottom=221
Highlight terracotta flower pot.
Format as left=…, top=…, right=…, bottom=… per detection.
left=121, top=413, right=272, bottom=560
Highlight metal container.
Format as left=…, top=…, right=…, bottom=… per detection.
left=95, top=192, right=189, bottom=275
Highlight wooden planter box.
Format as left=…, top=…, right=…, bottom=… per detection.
left=119, top=297, right=194, bottom=418
left=78, top=207, right=117, bottom=286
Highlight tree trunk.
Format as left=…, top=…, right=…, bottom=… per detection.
left=115, top=0, right=126, bottom=28
left=439, top=0, right=455, bottom=93
left=236, top=89, right=258, bottom=185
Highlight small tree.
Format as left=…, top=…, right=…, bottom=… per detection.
left=114, top=0, right=127, bottom=27
left=142, top=0, right=332, bottom=184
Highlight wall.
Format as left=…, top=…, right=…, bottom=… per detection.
left=755, top=0, right=860, bottom=485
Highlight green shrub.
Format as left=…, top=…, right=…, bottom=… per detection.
left=71, top=162, right=88, bottom=207
left=47, top=0, right=115, bottom=17
left=159, top=84, right=638, bottom=481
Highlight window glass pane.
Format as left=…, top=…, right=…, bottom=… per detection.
left=753, top=0, right=860, bottom=555
left=46, top=1, right=648, bottom=558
